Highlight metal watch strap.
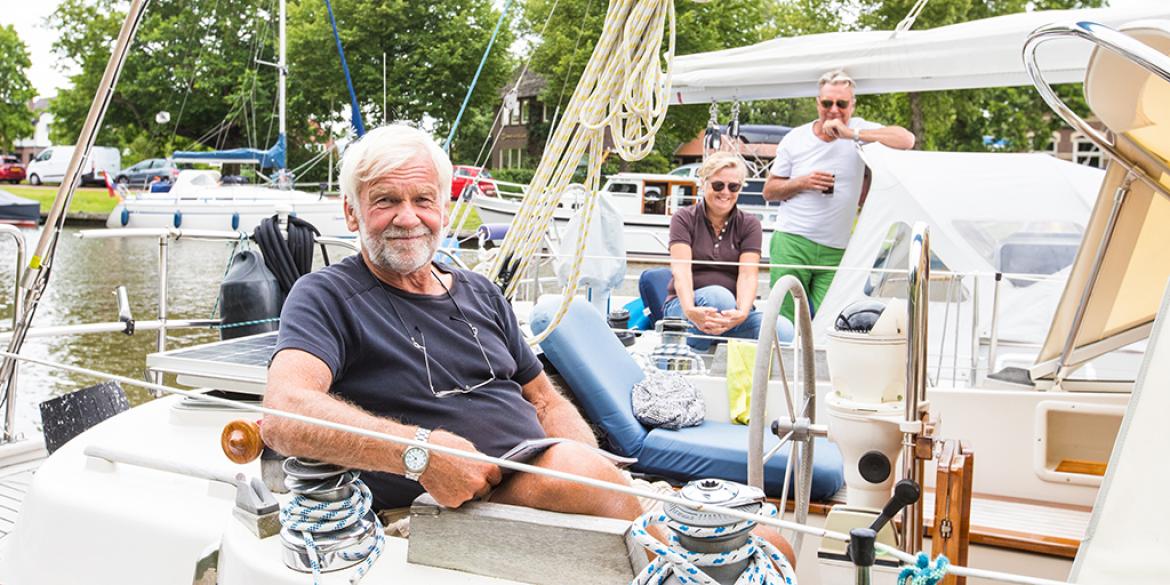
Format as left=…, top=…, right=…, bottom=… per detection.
left=404, top=427, right=431, bottom=481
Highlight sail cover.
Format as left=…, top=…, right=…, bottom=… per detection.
left=172, top=135, right=286, bottom=169
left=670, top=6, right=1170, bottom=104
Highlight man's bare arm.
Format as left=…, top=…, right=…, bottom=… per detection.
left=858, top=126, right=915, bottom=150
left=520, top=372, right=598, bottom=447
left=763, top=173, right=833, bottom=202
left=262, top=349, right=502, bottom=506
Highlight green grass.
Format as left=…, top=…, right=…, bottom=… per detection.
left=3, top=185, right=118, bottom=215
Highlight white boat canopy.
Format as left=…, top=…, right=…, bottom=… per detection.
left=670, top=6, right=1170, bottom=104
left=813, top=146, right=1103, bottom=369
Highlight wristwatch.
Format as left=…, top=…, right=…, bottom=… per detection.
left=853, top=128, right=862, bottom=142
left=403, top=427, right=431, bottom=482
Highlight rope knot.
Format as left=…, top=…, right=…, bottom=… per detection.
left=897, top=552, right=949, bottom=585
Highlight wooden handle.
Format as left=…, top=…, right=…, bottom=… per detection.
left=221, top=419, right=264, bottom=464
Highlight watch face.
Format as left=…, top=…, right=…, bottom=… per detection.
left=404, top=447, right=428, bottom=472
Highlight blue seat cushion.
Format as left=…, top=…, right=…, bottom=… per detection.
left=532, top=297, right=649, bottom=457
left=640, top=426, right=844, bottom=501
left=638, top=267, right=673, bottom=325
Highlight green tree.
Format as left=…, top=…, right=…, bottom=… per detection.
left=519, top=0, right=790, bottom=174
left=286, top=0, right=514, bottom=166
left=48, top=0, right=512, bottom=178
left=0, top=26, right=36, bottom=150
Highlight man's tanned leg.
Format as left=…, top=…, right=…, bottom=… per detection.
left=488, top=442, right=644, bottom=520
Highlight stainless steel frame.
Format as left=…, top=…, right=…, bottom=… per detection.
left=0, top=225, right=26, bottom=441
left=901, top=222, right=930, bottom=553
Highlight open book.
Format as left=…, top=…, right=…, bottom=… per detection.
left=499, top=438, right=636, bottom=475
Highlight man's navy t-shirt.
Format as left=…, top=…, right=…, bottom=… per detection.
left=273, top=254, right=546, bottom=509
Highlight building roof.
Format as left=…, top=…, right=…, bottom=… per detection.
left=502, top=70, right=548, bottom=99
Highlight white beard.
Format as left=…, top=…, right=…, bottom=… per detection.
left=359, top=218, right=439, bottom=275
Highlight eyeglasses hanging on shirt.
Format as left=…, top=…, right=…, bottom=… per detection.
left=381, top=272, right=497, bottom=398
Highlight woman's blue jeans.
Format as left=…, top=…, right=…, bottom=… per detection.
left=663, top=285, right=795, bottom=351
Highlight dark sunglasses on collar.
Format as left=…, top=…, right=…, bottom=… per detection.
left=708, top=181, right=742, bottom=193
left=820, top=99, right=851, bottom=110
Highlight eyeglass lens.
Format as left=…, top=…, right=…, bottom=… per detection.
left=709, top=181, right=742, bottom=193
left=820, top=99, right=850, bottom=110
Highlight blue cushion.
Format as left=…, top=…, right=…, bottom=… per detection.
left=532, top=297, right=649, bottom=457
left=638, top=268, right=673, bottom=325
left=640, top=428, right=844, bottom=501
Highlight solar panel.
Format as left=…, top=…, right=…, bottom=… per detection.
left=147, top=332, right=278, bottom=395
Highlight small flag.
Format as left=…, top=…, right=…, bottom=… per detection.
left=102, top=171, right=123, bottom=201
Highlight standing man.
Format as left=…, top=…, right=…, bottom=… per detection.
left=763, top=70, right=914, bottom=322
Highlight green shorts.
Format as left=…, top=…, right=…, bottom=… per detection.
left=768, top=232, right=845, bottom=322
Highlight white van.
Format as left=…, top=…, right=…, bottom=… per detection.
left=27, top=146, right=121, bottom=186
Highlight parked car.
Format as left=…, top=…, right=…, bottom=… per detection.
left=27, top=146, right=121, bottom=186
left=115, top=158, right=181, bottom=189
left=0, top=156, right=26, bottom=184
left=450, top=165, right=497, bottom=200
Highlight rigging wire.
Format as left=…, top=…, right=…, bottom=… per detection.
left=443, top=0, right=515, bottom=152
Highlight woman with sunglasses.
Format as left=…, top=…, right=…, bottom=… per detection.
left=663, top=152, right=795, bottom=350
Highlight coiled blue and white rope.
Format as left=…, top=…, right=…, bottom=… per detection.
left=629, top=502, right=797, bottom=585
left=280, top=478, right=385, bottom=585
left=898, top=552, right=949, bottom=585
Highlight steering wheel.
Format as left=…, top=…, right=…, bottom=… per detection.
left=747, top=275, right=818, bottom=558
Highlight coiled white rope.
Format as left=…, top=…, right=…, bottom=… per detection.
left=279, top=478, right=385, bottom=585
left=630, top=502, right=797, bottom=585
left=489, top=0, right=675, bottom=345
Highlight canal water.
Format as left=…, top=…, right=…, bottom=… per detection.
left=0, top=226, right=244, bottom=435
left=0, top=225, right=656, bottom=437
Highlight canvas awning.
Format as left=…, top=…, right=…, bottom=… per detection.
left=670, top=6, right=1170, bottom=104
left=172, top=135, right=286, bottom=169
left=1030, top=21, right=1170, bottom=382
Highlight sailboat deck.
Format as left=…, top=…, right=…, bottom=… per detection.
left=0, top=440, right=48, bottom=543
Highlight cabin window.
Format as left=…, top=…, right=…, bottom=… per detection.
left=953, top=220, right=1082, bottom=287
left=643, top=183, right=668, bottom=215
left=866, top=222, right=964, bottom=301
left=608, top=182, right=638, bottom=195
left=521, top=101, right=531, bottom=125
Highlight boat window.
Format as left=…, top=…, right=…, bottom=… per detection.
left=673, top=185, right=697, bottom=207
left=607, top=182, right=638, bottom=196
left=643, top=184, right=667, bottom=215
left=953, top=220, right=1082, bottom=287
left=866, top=222, right=964, bottom=301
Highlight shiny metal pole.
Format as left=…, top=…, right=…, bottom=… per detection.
left=154, top=235, right=170, bottom=389
left=901, top=223, right=930, bottom=553
left=969, top=273, right=979, bottom=384
left=0, top=0, right=152, bottom=423
left=0, top=226, right=26, bottom=441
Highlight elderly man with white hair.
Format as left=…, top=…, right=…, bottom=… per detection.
left=763, top=70, right=914, bottom=323
left=261, top=124, right=645, bottom=522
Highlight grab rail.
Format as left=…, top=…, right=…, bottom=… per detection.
left=902, top=222, right=930, bottom=553
left=0, top=225, right=25, bottom=441
left=1024, top=20, right=1170, bottom=196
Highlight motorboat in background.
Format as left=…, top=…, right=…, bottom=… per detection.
left=473, top=172, right=781, bottom=256
left=106, top=169, right=347, bottom=235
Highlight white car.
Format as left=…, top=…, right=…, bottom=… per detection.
left=27, top=145, right=121, bottom=186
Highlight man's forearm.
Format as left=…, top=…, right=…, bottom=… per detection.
left=523, top=374, right=598, bottom=447
left=763, top=176, right=802, bottom=202
left=859, top=126, right=915, bottom=150
left=262, top=388, right=411, bottom=474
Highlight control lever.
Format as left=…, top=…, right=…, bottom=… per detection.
left=869, top=479, right=921, bottom=533
left=847, top=479, right=921, bottom=584
left=114, top=285, right=134, bottom=335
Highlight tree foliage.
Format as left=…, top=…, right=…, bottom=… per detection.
left=0, top=25, right=36, bottom=150
left=47, top=0, right=512, bottom=177
left=519, top=0, right=788, bottom=174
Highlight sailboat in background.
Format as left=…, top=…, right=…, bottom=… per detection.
left=105, top=0, right=350, bottom=236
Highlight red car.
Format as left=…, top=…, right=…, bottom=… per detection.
left=0, top=156, right=26, bottom=184
left=450, top=165, right=497, bottom=201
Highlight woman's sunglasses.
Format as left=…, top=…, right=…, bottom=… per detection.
left=708, top=181, right=742, bottom=193
left=820, top=99, right=851, bottom=110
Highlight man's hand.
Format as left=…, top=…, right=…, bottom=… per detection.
left=799, top=171, right=835, bottom=193
left=822, top=118, right=853, bottom=140
left=419, top=430, right=502, bottom=508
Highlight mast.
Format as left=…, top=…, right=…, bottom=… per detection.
left=277, top=0, right=289, bottom=187
left=0, top=0, right=153, bottom=441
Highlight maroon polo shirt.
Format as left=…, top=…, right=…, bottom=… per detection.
left=666, top=201, right=762, bottom=300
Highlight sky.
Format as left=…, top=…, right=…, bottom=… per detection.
left=3, top=0, right=1167, bottom=100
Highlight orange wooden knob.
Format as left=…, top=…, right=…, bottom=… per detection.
left=221, top=419, right=264, bottom=464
